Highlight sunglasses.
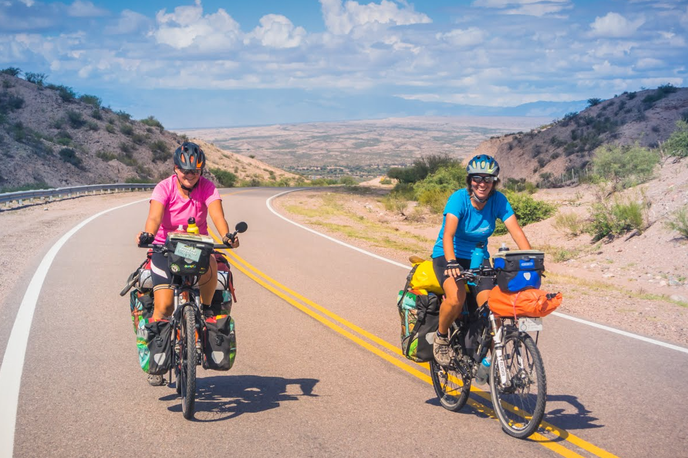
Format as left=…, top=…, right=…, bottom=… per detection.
left=178, top=168, right=201, bottom=176
left=471, top=175, right=496, bottom=184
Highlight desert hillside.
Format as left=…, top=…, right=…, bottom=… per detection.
left=0, top=72, right=297, bottom=191
left=476, top=86, right=688, bottom=186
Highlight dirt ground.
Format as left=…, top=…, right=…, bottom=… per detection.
left=2, top=171, right=687, bottom=348
left=274, top=160, right=688, bottom=348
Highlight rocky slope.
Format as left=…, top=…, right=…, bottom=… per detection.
left=477, top=86, right=688, bottom=186
left=0, top=73, right=297, bottom=191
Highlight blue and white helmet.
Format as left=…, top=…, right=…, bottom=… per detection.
left=466, top=154, right=500, bottom=178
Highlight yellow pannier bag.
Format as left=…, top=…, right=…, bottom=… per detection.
left=408, top=258, right=444, bottom=295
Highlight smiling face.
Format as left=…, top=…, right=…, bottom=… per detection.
left=175, top=166, right=201, bottom=189
left=470, top=174, right=495, bottom=201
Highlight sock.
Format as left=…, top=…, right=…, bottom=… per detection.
left=436, top=330, right=448, bottom=339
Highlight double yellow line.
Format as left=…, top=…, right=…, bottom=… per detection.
left=211, top=242, right=615, bottom=458
left=209, top=191, right=616, bottom=457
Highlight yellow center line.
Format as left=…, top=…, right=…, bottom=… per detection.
left=209, top=196, right=617, bottom=458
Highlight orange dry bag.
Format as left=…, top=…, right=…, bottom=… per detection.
left=488, top=286, right=562, bottom=318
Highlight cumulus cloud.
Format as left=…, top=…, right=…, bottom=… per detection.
left=589, top=12, right=645, bottom=37
left=104, top=9, right=151, bottom=35
left=320, top=0, right=431, bottom=35
left=67, top=1, right=108, bottom=18
left=151, top=0, right=241, bottom=50
left=245, top=14, right=306, bottom=48
left=635, top=57, right=663, bottom=69
left=436, top=27, right=486, bottom=47
left=472, top=0, right=573, bottom=17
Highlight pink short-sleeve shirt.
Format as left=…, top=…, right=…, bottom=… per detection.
left=150, top=175, right=221, bottom=244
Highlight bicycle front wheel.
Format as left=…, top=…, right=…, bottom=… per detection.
left=179, top=306, right=197, bottom=419
left=489, top=332, right=546, bottom=438
left=430, top=359, right=471, bottom=412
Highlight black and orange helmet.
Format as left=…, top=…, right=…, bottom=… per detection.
left=173, top=142, right=205, bottom=171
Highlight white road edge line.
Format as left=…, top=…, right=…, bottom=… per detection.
left=0, top=198, right=148, bottom=458
left=266, top=189, right=688, bottom=355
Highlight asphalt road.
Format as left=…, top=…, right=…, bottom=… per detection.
left=2, top=187, right=687, bottom=457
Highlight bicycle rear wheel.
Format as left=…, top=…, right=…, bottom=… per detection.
left=490, top=332, right=546, bottom=438
left=430, top=359, right=471, bottom=412
left=179, top=306, right=197, bottom=419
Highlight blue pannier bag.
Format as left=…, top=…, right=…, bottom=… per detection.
left=493, top=250, right=545, bottom=292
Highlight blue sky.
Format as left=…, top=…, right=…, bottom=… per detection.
left=1, top=0, right=687, bottom=128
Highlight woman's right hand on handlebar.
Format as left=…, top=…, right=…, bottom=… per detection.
left=445, top=259, right=462, bottom=279
left=222, top=233, right=240, bottom=248
left=137, top=231, right=155, bottom=246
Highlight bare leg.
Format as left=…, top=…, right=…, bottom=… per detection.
left=152, top=288, right=174, bottom=321
left=198, top=255, right=218, bottom=306
left=438, top=276, right=467, bottom=334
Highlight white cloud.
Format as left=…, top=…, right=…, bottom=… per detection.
left=245, top=14, right=306, bottom=48
left=589, top=12, right=645, bottom=37
left=587, top=41, right=636, bottom=58
left=472, top=0, right=572, bottom=17
left=320, top=0, right=431, bottom=35
left=151, top=1, right=241, bottom=50
left=68, top=1, right=108, bottom=18
left=436, top=27, right=486, bottom=47
left=656, top=31, right=686, bottom=46
left=104, top=10, right=151, bottom=35
left=635, top=57, right=663, bottom=69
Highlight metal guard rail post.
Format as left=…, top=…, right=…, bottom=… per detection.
left=0, top=183, right=156, bottom=207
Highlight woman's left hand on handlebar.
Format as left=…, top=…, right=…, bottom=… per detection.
left=137, top=231, right=155, bottom=246
left=223, top=233, right=240, bottom=248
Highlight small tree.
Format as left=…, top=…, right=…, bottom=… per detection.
left=587, top=98, right=602, bottom=107
left=24, top=72, right=47, bottom=86
left=663, top=120, right=688, bottom=158
left=0, top=67, right=21, bottom=76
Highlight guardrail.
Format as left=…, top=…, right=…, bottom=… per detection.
left=0, top=183, right=155, bottom=207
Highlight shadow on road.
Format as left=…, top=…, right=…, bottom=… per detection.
left=544, top=394, right=604, bottom=431
left=161, top=374, right=319, bottom=421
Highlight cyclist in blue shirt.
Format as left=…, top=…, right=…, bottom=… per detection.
left=432, top=155, right=532, bottom=366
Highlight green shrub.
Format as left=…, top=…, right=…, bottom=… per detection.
left=503, top=178, right=537, bottom=194
left=588, top=197, right=646, bottom=241
left=150, top=140, right=169, bottom=162
left=79, top=94, right=101, bottom=108
left=140, top=115, right=164, bottom=130
left=96, top=151, right=118, bottom=161
left=587, top=98, right=602, bottom=107
left=25, top=72, right=47, bottom=86
left=339, top=175, right=357, bottom=186
left=553, top=212, right=585, bottom=237
left=66, top=110, right=86, bottom=129
left=116, top=110, right=132, bottom=123
left=120, top=124, right=134, bottom=136
left=381, top=194, right=407, bottom=214
left=131, top=133, right=146, bottom=145
left=666, top=206, right=688, bottom=238
left=58, top=148, right=83, bottom=168
left=503, top=189, right=556, bottom=226
left=388, top=154, right=459, bottom=184
left=417, top=188, right=452, bottom=214
left=592, top=143, right=659, bottom=188
left=0, top=67, right=21, bottom=76
left=52, top=85, right=76, bottom=103
left=210, top=168, right=238, bottom=187
left=87, top=121, right=99, bottom=131
left=663, top=120, right=688, bottom=157
left=106, top=124, right=115, bottom=134
left=642, top=84, right=678, bottom=106
left=91, top=109, right=103, bottom=120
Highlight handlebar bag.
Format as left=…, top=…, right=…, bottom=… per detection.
left=165, top=235, right=215, bottom=276
left=493, top=250, right=545, bottom=293
left=488, top=286, right=562, bottom=318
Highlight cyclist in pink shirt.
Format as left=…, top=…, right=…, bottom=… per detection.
left=136, top=142, right=239, bottom=384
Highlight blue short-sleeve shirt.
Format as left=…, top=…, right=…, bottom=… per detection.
left=431, top=189, right=514, bottom=260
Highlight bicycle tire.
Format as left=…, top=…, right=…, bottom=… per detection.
left=489, top=332, right=547, bottom=438
left=180, top=306, right=197, bottom=419
left=430, top=359, right=471, bottom=412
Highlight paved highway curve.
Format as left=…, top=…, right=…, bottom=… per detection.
left=1, top=188, right=687, bottom=457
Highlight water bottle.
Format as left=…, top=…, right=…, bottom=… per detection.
left=186, top=217, right=200, bottom=235
left=474, top=356, right=491, bottom=385
left=470, top=242, right=485, bottom=269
